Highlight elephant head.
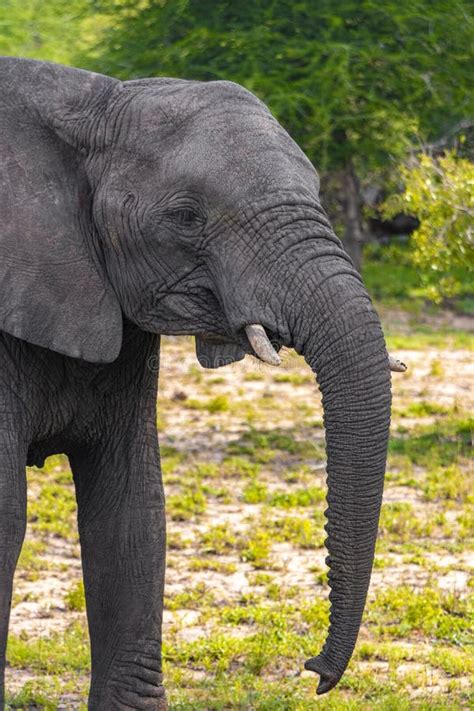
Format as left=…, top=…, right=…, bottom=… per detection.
left=0, top=57, right=405, bottom=693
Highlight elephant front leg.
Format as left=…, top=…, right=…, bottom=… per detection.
left=70, top=439, right=167, bottom=711
left=0, top=438, right=27, bottom=709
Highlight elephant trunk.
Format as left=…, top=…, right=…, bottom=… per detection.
left=283, top=253, right=392, bottom=693
left=216, top=207, right=393, bottom=691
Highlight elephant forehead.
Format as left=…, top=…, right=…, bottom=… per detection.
left=113, top=80, right=320, bottom=202
left=170, top=114, right=319, bottom=201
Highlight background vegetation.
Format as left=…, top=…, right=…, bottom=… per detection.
left=1, top=2, right=473, bottom=709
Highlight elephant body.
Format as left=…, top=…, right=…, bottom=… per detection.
left=0, top=56, right=396, bottom=708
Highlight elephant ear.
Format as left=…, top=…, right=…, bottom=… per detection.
left=0, top=57, right=122, bottom=362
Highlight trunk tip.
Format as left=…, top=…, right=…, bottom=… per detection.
left=389, top=354, right=407, bottom=372
left=304, top=655, right=342, bottom=695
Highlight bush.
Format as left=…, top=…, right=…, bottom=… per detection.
left=382, top=151, right=474, bottom=302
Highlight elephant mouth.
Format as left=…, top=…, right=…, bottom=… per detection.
left=195, top=326, right=283, bottom=369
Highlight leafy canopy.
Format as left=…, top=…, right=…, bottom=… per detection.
left=0, top=0, right=109, bottom=65
left=382, top=152, right=474, bottom=301
left=80, top=0, right=473, bottom=177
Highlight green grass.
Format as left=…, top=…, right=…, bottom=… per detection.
left=423, top=465, right=473, bottom=503
left=188, top=558, right=237, bottom=574
left=369, top=586, right=473, bottom=644
left=363, top=242, right=473, bottom=315
left=264, top=514, right=325, bottom=549
left=395, top=400, right=452, bottom=418
left=166, top=583, right=215, bottom=611
left=7, top=622, right=90, bottom=674
left=364, top=256, right=423, bottom=304
left=240, top=530, right=273, bottom=569
left=242, top=478, right=268, bottom=503
left=64, top=580, right=86, bottom=612
left=28, top=481, right=78, bottom=541
left=185, top=394, right=230, bottom=413
left=227, top=427, right=324, bottom=463
left=167, top=487, right=207, bottom=521
left=200, top=524, right=238, bottom=554
left=6, top=677, right=88, bottom=711
left=389, top=415, right=472, bottom=467
left=385, top=328, right=473, bottom=351
left=15, top=540, right=48, bottom=582
left=267, top=486, right=326, bottom=508
left=273, top=372, right=313, bottom=385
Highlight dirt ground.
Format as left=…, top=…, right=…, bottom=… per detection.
left=5, top=312, right=474, bottom=709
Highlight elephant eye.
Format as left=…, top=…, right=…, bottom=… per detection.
left=171, top=208, right=201, bottom=229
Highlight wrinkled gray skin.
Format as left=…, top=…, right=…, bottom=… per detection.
left=0, top=57, right=392, bottom=709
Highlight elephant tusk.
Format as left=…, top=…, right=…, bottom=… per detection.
left=245, top=324, right=281, bottom=366
left=389, top=355, right=407, bottom=372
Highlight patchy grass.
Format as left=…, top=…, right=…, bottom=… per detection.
left=389, top=415, right=472, bottom=468
left=167, top=487, right=207, bottom=521
left=28, top=481, right=78, bottom=541
left=6, top=308, right=474, bottom=709
left=385, top=328, right=473, bottom=351
left=64, top=580, right=86, bottom=612
left=369, top=586, right=473, bottom=644
left=8, top=622, right=90, bottom=674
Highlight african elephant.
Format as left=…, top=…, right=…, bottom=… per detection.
left=0, top=57, right=405, bottom=709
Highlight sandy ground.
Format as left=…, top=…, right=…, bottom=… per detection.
left=5, top=322, right=473, bottom=708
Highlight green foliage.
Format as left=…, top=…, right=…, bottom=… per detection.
left=363, top=240, right=473, bottom=311
left=0, top=0, right=108, bottom=64
left=363, top=244, right=424, bottom=302
left=383, top=152, right=474, bottom=301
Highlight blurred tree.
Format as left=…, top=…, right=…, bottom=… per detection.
left=382, top=151, right=474, bottom=302
left=0, top=0, right=109, bottom=65
left=78, top=0, right=474, bottom=270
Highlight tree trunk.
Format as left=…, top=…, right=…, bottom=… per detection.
left=342, top=164, right=364, bottom=273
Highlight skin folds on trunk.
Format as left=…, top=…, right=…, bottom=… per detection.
left=284, top=255, right=392, bottom=694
